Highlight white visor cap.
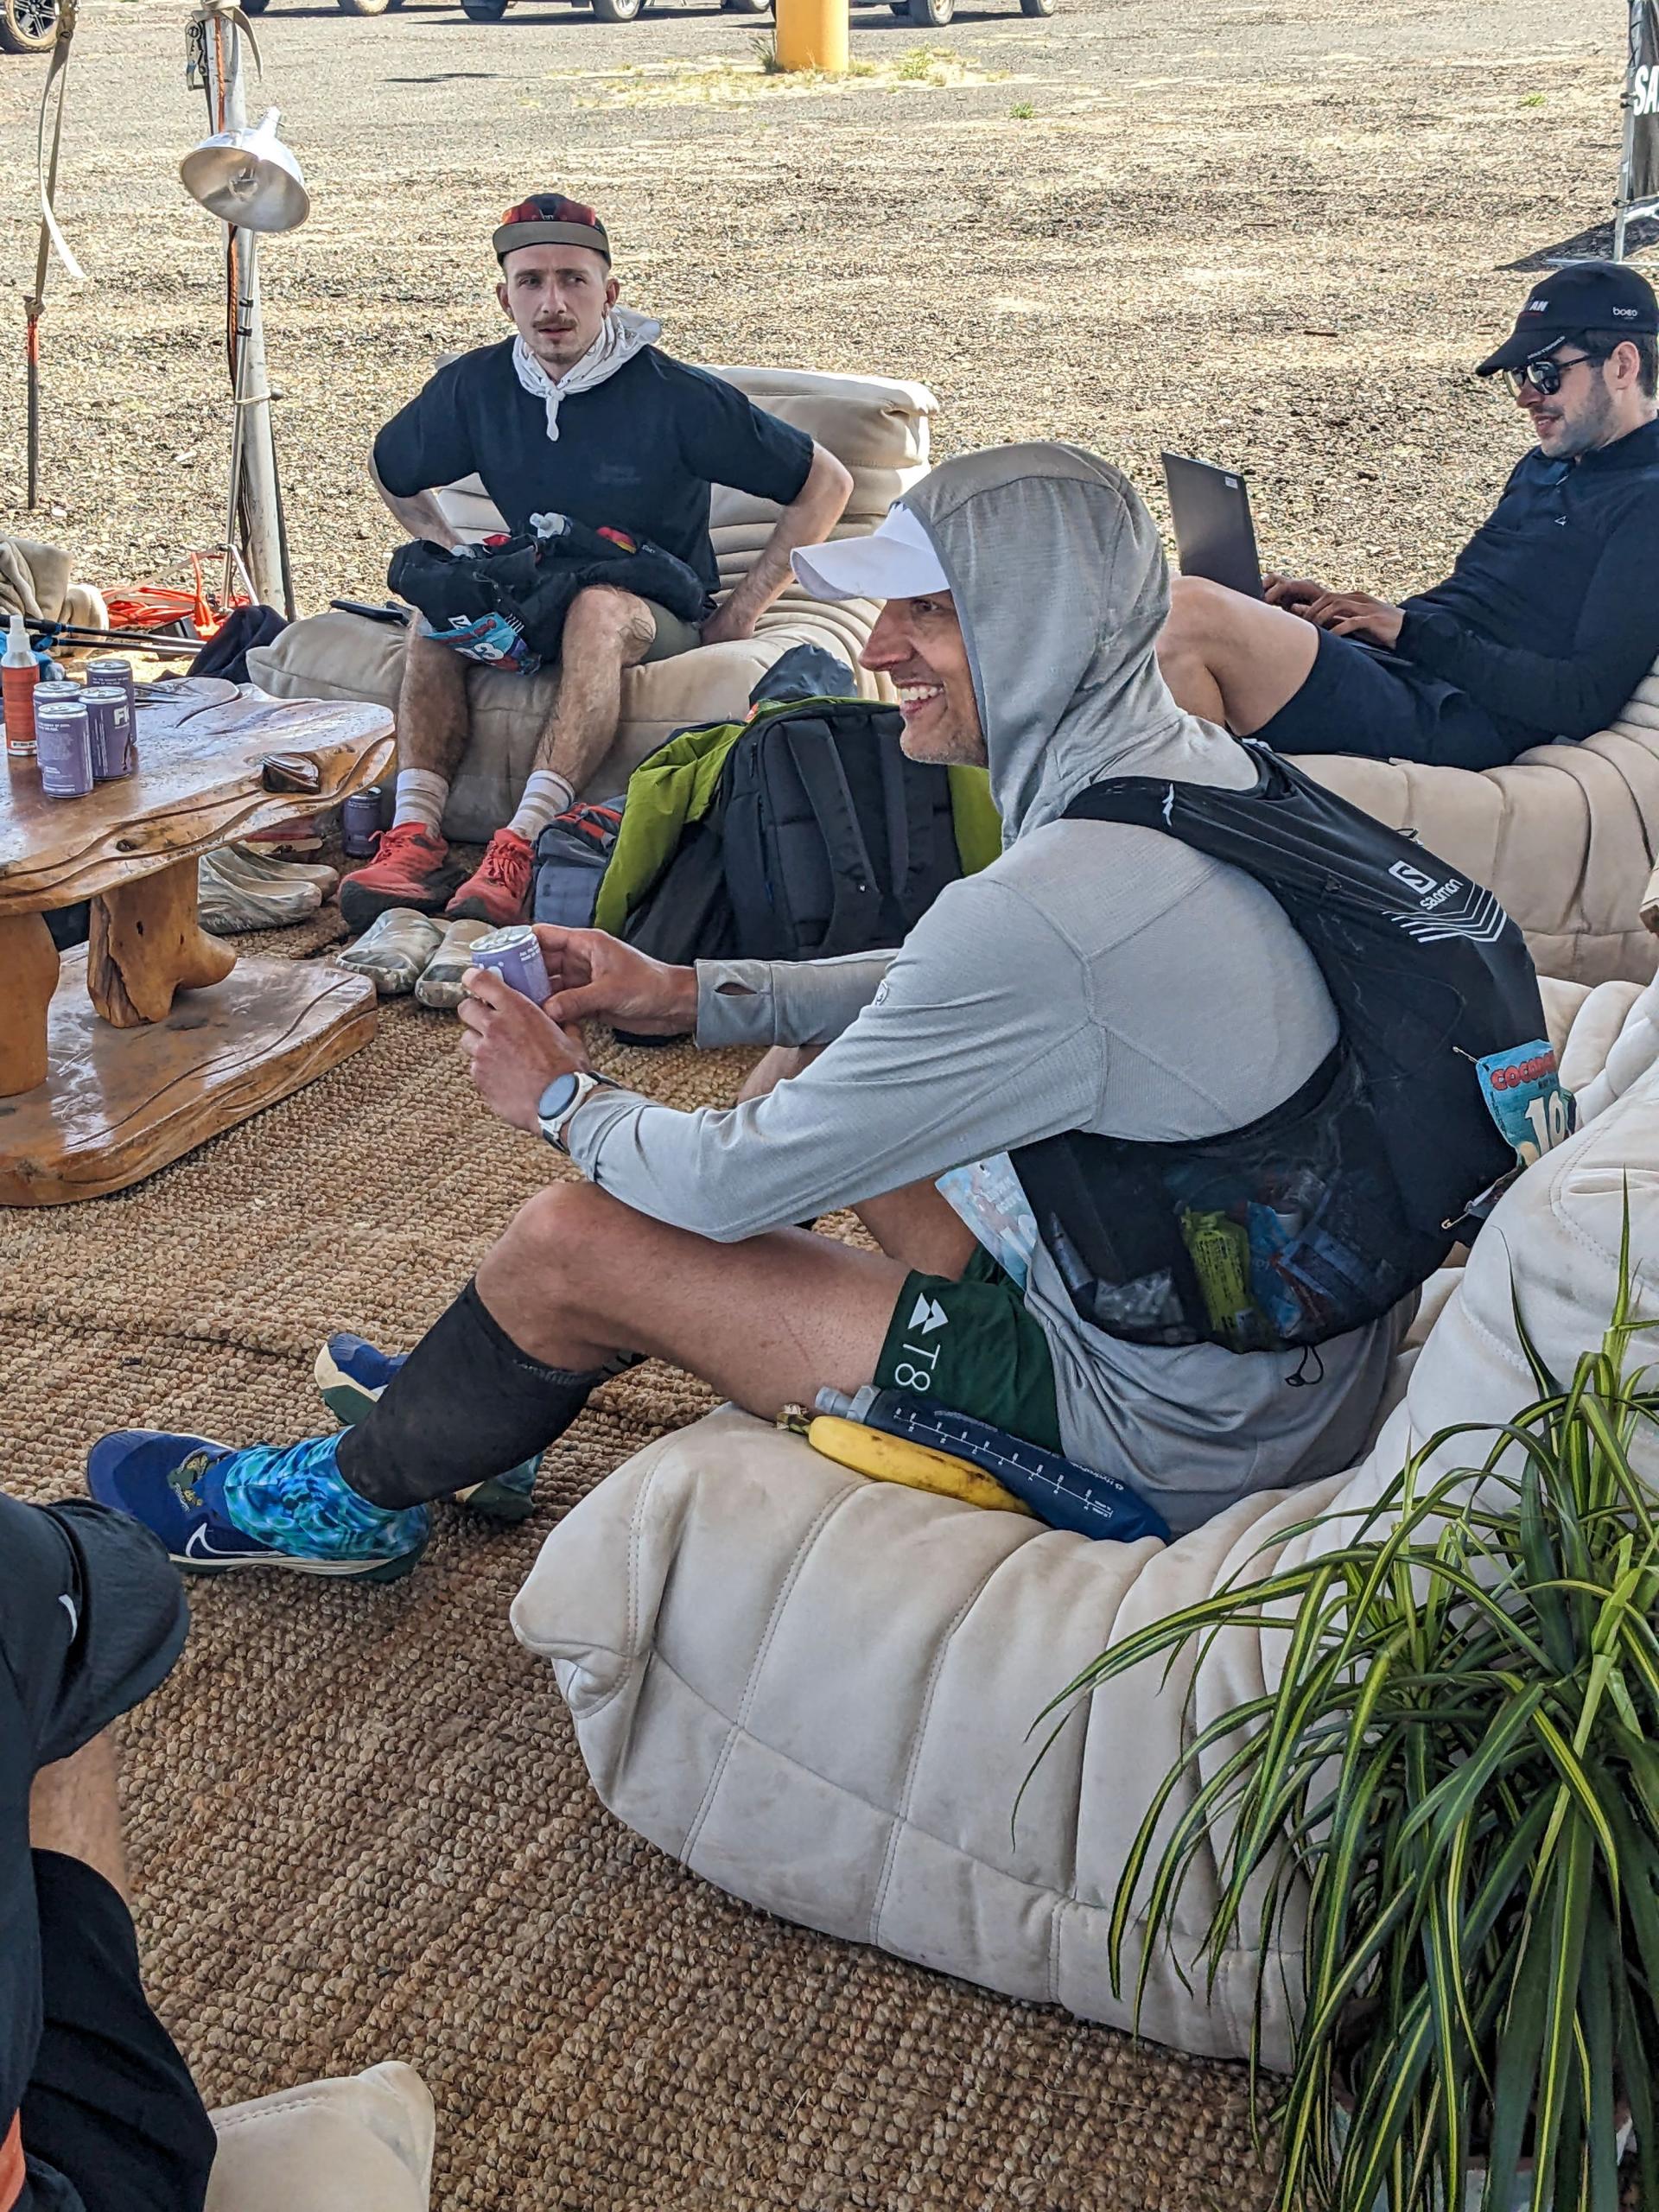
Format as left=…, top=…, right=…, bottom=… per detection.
left=791, top=503, right=950, bottom=603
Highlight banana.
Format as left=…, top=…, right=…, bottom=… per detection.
left=805, top=1415, right=1033, bottom=1517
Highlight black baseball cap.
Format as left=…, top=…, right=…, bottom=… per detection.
left=1477, top=261, right=1659, bottom=375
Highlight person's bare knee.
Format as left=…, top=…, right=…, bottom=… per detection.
left=563, top=586, right=657, bottom=668
left=737, top=1044, right=822, bottom=1104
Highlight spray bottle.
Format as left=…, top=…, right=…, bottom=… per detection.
left=3, top=613, right=41, bottom=761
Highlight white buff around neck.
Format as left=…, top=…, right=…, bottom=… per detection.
left=511, top=307, right=662, bottom=442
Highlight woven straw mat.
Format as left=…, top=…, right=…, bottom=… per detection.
left=0, top=911, right=1276, bottom=2212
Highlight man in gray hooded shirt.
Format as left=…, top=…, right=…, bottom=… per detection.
left=86, top=444, right=1405, bottom=1578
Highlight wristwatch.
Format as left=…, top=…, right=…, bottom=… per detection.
left=537, top=1069, right=616, bottom=1154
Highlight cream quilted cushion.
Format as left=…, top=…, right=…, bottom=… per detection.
left=246, top=365, right=934, bottom=842
left=1290, top=658, right=1659, bottom=987
left=513, top=976, right=1659, bottom=2069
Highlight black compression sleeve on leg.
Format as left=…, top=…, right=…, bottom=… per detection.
left=336, top=1279, right=604, bottom=1509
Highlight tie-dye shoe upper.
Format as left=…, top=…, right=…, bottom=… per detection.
left=86, top=1429, right=427, bottom=1581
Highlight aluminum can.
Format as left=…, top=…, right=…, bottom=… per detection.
left=83, top=686, right=135, bottom=780
left=85, top=656, right=137, bottom=718
left=341, top=788, right=384, bottom=857
left=35, top=701, right=94, bottom=798
left=467, top=925, right=550, bottom=1004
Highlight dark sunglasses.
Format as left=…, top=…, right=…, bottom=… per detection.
left=1504, top=349, right=1607, bottom=398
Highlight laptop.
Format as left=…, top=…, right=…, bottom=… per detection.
left=1160, top=452, right=1264, bottom=600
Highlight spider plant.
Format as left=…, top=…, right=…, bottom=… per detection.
left=1033, top=1251, right=1659, bottom=2212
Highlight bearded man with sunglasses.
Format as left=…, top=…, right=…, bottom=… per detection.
left=1157, top=262, right=1659, bottom=770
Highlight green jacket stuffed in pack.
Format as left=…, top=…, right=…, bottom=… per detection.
left=594, top=690, right=1001, bottom=940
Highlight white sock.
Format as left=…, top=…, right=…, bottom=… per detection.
left=391, top=769, right=450, bottom=836
left=506, top=769, right=575, bottom=846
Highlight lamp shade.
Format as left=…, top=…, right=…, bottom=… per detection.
left=180, top=107, right=309, bottom=233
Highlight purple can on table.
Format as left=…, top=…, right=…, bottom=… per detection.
left=341, top=787, right=384, bottom=858
left=83, top=686, right=135, bottom=780
left=85, top=656, right=137, bottom=717
left=35, top=700, right=94, bottom=798
left=467, top=925, right=550, bottom=1004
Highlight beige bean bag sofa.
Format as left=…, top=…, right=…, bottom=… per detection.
left=1289, top=656, right=1659, bottom=987
left=245, top=367, right=934, bottom=843
left=511, top=971, right=1659, bottom=2071
left=207, top=2062, right=434, bottom=2209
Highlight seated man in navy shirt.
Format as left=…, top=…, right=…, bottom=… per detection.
left=347, top=191, right=853, bottom=931
left=1156, top=261, right=1659, bottom=772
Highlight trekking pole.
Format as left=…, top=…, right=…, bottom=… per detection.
left=26, top=0, right=83, bottom=510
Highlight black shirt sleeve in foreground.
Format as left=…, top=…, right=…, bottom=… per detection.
left=1399, top=499, right=1659, bottom=741
left=0, top=1495, right=188, bottom=1775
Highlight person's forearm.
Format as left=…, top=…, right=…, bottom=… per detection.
left=694, top=952, right=894, bottom=1048
left=717, top=445, right=854, bottom=629
left=370, top=461, right=459, bottom=550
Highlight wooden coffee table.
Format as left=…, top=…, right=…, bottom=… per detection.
left=0, top=684, right=393, bottom=1206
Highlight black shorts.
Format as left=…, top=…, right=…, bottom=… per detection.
left=19, top=1851, right=214, bottom=2212
left=1253, top=625, right=1522, bottom=772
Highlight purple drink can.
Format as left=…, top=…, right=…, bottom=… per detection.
left=85, top=656, right=137, bottom=717
left=341, top=787, right=384, bottom=858
left=467, top=925, right=550, bottom=1004
left=83, top=686, right=135, bottom=780
left=35, top=701, right=94, bottom=798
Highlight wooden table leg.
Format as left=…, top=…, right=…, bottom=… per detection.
left=0, top=912, right=60, bottom=1096
left=87, top=858, right=237, bottom=1029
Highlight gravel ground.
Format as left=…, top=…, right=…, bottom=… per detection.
left=0, top=0, right=1642, bottom=620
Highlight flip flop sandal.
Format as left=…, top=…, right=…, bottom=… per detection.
left=335, top=907, right=444, bottom=996
left=415, top=917, right=493, bottom=1010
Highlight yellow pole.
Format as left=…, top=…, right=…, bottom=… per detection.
left=774, top=0, right=847, bottom=73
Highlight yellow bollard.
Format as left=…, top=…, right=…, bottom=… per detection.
left=774, top=0, right=848, bottom=73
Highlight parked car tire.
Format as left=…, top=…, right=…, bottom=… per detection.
left=906, top=0, right=953, bottom=22
left=0, top=0, right=59, bottom=53
left=460, top=0, right=509, bottom=16
left=1019, top=0, right=1056, bottom=15
left=722, top=0, right=770, bottom=13
left=591, top=0, right=644, bottom=20
left=337, top=0, right=392, bottom=16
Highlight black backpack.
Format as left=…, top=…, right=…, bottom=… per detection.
left=621, top=697, right=966, bottom=969
left=1009, top=744, right=1552, bottom=1353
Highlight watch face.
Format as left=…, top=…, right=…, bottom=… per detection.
left=538, top=1071, right=581, bottom=1124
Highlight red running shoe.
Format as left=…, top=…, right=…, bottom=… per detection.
left=338, top=823, right=464, bottom=933
left=445, top=828, right=534, bottom=927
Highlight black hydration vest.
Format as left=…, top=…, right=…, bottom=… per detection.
left=1008, top=746, right=1549, bottom=1353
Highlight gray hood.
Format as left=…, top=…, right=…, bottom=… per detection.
left=901, top=443, right=1245, bottom=844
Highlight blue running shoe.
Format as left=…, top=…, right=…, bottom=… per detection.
left=315, top=1332, right=540, bottom=1525
left=86, top=1429, right=428, bottom=1582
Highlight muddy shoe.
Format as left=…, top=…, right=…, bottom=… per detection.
left=229, top=842, right=340, bottom=899
left=415, top=917, right=492, bottom=1009
left=339, top=823, right=464, bottom=932
left=199, top=848, right=324, bottom=935
left=336, top=907, right=444, bottom=995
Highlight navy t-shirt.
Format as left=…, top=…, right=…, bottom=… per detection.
left=2, top=1497, right=188, bottom=2211
left=372, top=341, right=816, bottom=601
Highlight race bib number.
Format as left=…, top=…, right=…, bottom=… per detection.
left=1477, top=1039, right=1573, bottom=1167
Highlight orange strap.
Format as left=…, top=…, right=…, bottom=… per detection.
left=0, top=2112, right=25, bottom=2212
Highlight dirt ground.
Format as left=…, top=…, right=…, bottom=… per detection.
left=0, top=0, right=1641, bottom=620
